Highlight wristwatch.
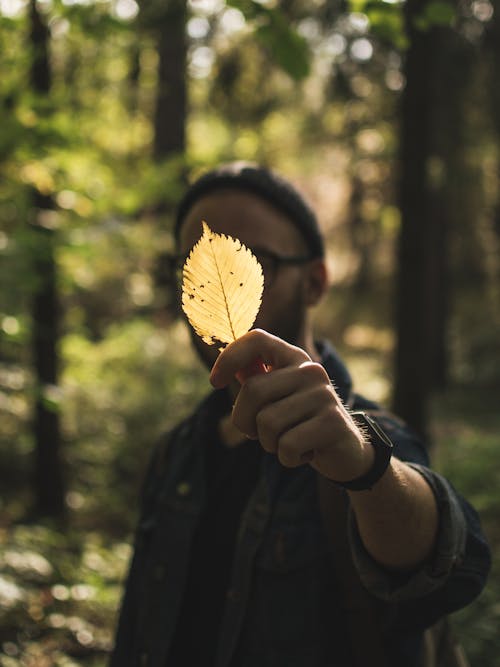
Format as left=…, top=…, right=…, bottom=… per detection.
left=334, top=411, right=394, bottom=491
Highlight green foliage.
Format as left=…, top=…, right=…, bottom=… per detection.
left=348, top=0, right=457, bottom=46
left=362, top=2, right=408, bottom=50
left=226, top=0, right=311, bottom=80
left=61, top=319, right=208, bottom=532
left=254, top=7, right=311, bottom=80
left=413, top=1, right=456, bottom=31
left=209, top=38, right=296, bottom=126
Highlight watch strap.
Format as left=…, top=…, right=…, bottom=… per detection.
left=333, top=411, right=394, bottom=491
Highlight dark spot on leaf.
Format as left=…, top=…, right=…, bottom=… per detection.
left=239, top=282, right=243, bottom=287
left=199, top=284, right=204, bottom=288
left=189, top=294, right=194, bottom=299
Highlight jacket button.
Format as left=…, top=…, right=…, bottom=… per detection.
left=176, top=481, right=191, bottom=497
left=140, top=652, right=148, bottom=666
left=226, top=588, right=240, bottom=602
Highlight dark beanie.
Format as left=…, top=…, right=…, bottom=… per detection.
left=174, top=162, right=324, bottom=258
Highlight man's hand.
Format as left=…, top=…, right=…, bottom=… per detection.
left=211, top=329, right=440, bottom=570
left=210, top=329, right=374, bottom=483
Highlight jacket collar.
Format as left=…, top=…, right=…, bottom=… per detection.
left=315, top=339, right=353, bottom=406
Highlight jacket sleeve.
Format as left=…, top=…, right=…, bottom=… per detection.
left=346, top=408, right=491, bottom=629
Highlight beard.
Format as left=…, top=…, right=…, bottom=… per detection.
left=256, top=282, right=306, bottom=348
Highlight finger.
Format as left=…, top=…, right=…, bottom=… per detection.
left=253, top=384, right=332, bottom=454
left=275, top=411, right=346, bottom=469
left=210, top=329, right=309, bottom=388
left=232, top=362, right=331, bottom=437
left=276, top=412, right=368, bottom=480
left=235, top=356, right=268, bottom=385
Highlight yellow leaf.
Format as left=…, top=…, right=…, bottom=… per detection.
left=181, top=221, right=264, bottom=346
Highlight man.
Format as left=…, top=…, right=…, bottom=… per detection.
left=110, top=163, right=490, bottom=667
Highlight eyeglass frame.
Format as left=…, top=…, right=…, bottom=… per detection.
left=166, top=246, right=313, bottom=290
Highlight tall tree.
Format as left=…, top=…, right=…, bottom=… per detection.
left=29, top=0, right=65, bottom=516
left=392, top=0, right=445, bottom=436
left=485, top=0, right=500, bottom=241
left=152, top=0, right=187, bottom=161
left=393, top=0, right=480, bottom=434
left=428, top=26, right=476, bottom=391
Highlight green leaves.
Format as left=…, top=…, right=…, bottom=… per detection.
left=358, top=2, right=408, bottom=50
left=413, top=1, right=456, bottom=31
left=347, top=0, right=457, bottom=48
left=226, top=0, right=311, bottom=80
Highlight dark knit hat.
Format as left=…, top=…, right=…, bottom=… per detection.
left=174, top=162, right=324, bottom=258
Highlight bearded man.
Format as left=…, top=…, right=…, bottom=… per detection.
left=110, top=163, right=490, bottom=667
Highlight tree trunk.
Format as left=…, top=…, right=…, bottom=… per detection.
left=429, top=28, right=476, bottom=391
left=393, top=0, right=473, bottom=433
left=393, top=0, right=442, bottom=437
left=153, top=0, right=187, bottom=161
left=29, top=0, right=65, bottom=517
left=348, top=175, right=374, bottom=293
left=127, top=43, right=141, bottom=114
left=425, top=188, right=449, bottom=391
left=485, top=3, right=500, bottom=241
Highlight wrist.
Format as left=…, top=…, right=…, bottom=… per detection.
left=330, top=412, right=394, bottom=491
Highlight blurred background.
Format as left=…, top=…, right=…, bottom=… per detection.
left=0, top=0, right=499, bottom=664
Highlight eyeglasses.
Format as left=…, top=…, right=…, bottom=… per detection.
left=163, top=247, right=312, bottom=290
left=248, top=247, right=312, bottom=288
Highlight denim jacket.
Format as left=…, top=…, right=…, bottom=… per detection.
left=110, top=342, right=490, bottom=667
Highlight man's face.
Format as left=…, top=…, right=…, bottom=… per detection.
left=178, top=189, right=316, bottom=370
